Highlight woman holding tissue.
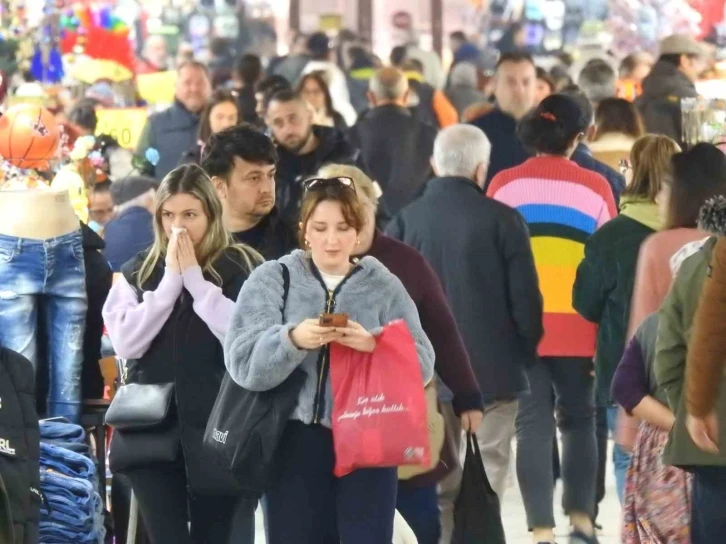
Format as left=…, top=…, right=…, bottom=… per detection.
left=103, top=164, right=261, bottom=544
left=224, top=176, right=435, bottom=544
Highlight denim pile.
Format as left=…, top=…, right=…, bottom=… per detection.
left=38, top=420, right=105, bottom=543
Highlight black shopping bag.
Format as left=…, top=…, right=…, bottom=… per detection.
left=452, top=432, right=506, bottom=544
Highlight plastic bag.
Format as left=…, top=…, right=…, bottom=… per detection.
left=329, top=319, right=429, bottom=477
left=452, top=433, right=506, bottom=544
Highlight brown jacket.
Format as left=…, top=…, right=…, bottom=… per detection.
left=686, top=236, right=726, bottom=417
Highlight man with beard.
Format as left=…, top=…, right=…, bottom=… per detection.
left=202, top=125, right=297, bottom=260
left=264, top=88, right=360, bottom=224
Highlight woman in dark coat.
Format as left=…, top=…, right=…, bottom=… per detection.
left=103, top=164, right=261, bottom=543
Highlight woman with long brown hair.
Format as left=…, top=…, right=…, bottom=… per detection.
left=297, top=71, right=347, bottom=130
left=180, top=89, right=240, bottom=165
left=224, top=175, right=434, bottom=543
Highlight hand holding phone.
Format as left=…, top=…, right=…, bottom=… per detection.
left=319, top=313, right=349, bottom=327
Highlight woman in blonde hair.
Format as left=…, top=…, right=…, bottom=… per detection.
left=574, top=134, right=680, bottom=507
left=103, top=163, right=261, bottom=543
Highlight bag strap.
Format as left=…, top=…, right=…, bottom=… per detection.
left=280, top=263, right=290, bottom=310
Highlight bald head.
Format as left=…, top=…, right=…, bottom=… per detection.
left=368, top=67, right=409, bottom=107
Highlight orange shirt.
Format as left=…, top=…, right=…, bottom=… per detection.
left=617, top=79, right=642, bottom=102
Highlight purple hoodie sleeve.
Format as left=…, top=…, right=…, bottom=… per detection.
left=182, top=266, right=235, bottom=343
left=611, top=336, right=650, bottom=414
left=102, top=269, right=183, bottom=359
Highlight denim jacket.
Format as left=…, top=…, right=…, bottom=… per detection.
left=224, top=250, right=435, bottom=429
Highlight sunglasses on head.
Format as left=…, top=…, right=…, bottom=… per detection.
left=302, top=176, right=356, bottom=193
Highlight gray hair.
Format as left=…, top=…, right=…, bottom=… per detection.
left=433, top=124, right=491, bottom=179
left=576, top=59, right=617, bottom=105
left=449, top=62, right=478, bottom=88
left=115, top=189, right=155, bottom=216
left=369, top=67, right=408, bottom=101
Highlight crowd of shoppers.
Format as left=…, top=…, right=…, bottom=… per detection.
left=20, top=23, right=726, bottom=544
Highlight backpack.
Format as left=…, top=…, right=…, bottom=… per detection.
left=0, top=346, right=40, bottom=544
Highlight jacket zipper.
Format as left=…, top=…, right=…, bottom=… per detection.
left=310, top=261, right=361, bottom=424
left=313, top=290, right=335, bottom=424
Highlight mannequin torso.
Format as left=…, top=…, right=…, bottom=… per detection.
left=0, top=190, right=79, bottom=239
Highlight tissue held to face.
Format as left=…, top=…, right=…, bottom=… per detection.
left=160, top=193, right=209, bottom=246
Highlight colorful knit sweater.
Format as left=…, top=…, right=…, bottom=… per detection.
left=488, top=156, right=617, bottom=357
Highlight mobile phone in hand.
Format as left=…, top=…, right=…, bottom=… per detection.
left=319, top=313, right=349, bottom=327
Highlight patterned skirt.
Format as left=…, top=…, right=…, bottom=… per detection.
left=622, top=420, right=693, bottom=543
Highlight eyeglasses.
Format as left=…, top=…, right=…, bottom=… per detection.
left=302, top=176, right=356, bottom=193
left=619, top=159, right=632, bottom=176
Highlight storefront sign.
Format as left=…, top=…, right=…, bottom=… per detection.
left=95, top=108, right=147, bottom=149
left=320, top=14, right=342, bottom=32
left=137, top=71, right=177, bottom=106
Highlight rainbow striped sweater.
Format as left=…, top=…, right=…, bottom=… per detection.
left=488, top=156, right=617, bottom=357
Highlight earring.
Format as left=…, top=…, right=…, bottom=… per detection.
left=356, top=239, right=361, bottom=245
left=305, top=239, right=311, bottom=248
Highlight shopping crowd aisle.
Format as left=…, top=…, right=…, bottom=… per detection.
left=4, top=17, right=726, bottom=544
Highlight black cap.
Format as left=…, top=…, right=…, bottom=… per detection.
left=308, top=32, right=331, bottom=58
left=110, top=176, right=159, bottom=206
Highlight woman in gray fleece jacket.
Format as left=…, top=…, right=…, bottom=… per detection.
left=224, top=177, right=435, bottom=544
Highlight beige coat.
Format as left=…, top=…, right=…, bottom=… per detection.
left=589, top=133, right=638, bottom=174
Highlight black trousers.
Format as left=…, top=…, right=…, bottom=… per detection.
left=265, top=421, right=398, bottom=544
left=123, top=460, right=255, bottom=544
left=692, top=466, right=726, bottom=543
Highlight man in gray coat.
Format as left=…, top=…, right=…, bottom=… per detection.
left=137, top=61, right=211, bottom=180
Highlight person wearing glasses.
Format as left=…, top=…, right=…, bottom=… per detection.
left=573, top=134, right=679, bottom=512
left=224, top=175, right=435, bottom=544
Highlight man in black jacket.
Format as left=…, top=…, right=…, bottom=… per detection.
left=347, top=67, right=437, bottom=218
left=470, top=52, right=536, bottom=184
left=637, top=34, right=703, bottom=147
left=264, top=88, right=361, bottom=224
left=202, top=124, right=297, bottom=260
left=386, top=124, right=543, bottom=526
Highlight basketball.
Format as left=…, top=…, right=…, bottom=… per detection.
left=0, top=104, right=60, bottom=170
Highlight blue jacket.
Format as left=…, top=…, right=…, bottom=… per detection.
left=103, top=207, right=154, bottom=272
left=572, top=143, right=626, bottom=205
left=224, top=250, right=435, bottom=429
left=138, top=100, right=200, bottom=181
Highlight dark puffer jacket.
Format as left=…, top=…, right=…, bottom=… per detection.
left=0, top=347, right=40, bottom=544
left=119, top=249, right=251, bottom=494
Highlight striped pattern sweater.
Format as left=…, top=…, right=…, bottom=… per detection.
left=488, top=156, right=617, bottom=357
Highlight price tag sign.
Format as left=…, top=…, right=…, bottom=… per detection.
left=137, top=71, right=177, bottom=106
left=95, top=108, right=147, bottom=150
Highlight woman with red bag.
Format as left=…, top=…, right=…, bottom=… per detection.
left=224, top=177, right=435, bottom=544
left=317, top=163, right=485, bottom=544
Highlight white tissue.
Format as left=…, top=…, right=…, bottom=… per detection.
left=171, top=226, right=187, bottom=235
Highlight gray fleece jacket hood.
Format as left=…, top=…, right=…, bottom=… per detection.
left=223, top=250, right=435, bottom=429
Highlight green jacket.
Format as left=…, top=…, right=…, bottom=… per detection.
left=573, top=215, right=656, bottom=405
left=656, top=236, right=726, bottom=467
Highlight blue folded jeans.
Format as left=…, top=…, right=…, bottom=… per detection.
left=40, top=470, right=95, bottom=509
left=40, top=470, right=105, bottom=542
left=40, top=443, right=95, bottom=480
left=39, top=520, right=100, bottom=544
left=0, top=230, right=87, bottom=423
left=40, top=420, right=86, bottom=443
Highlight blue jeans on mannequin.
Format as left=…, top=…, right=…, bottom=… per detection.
left=0, top=231, right=87, bottom=422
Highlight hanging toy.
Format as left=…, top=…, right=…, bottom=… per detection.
left=0, top=104, right=61, bottom=170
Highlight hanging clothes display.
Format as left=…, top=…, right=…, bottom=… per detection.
left=0, top=189, right=87, bottom=423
